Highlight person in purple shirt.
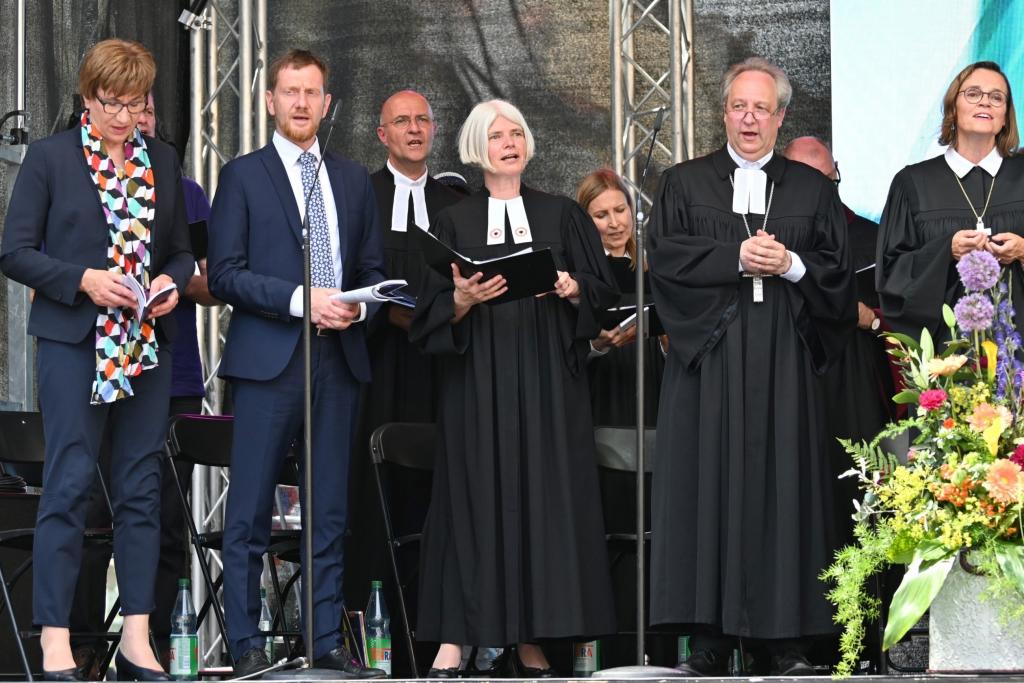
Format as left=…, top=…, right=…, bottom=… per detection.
left=137, top=92, right=219, bottom=663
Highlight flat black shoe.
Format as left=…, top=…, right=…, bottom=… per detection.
left=115, top=652, right=171, bottom=681
left=314, top=646, right=387, bottom=679
left=427, top=666, right=462, bottom=678
left=675, top=650, right=727, bottom=677
left=771, top=651, right=816, bottom=676
left=233, top=648, right=271, bottom=680
left=42, top=668, right=84, bottom=682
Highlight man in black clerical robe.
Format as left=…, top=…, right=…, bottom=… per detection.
left=343, top=90, right=461, bottom=674
left=785, top=136, right=896, bottom=550
left=648, top=59, right=855, bottom=676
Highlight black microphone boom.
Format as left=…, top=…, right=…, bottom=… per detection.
left=298, top=99, right=341, bottom=673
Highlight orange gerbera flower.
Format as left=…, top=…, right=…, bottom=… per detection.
left=984, top=459, right=1024, bottom=505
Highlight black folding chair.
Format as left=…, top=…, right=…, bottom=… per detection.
left=369, top=422, right=436, bottom=679
left=0, top=411, right=122, bottom=680
left=163, top=414, right=301, bottom=665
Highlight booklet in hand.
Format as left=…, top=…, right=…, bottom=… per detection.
left=602, top=302, right=663, bottom=336
left=330, top=279, right=416, bottom=308
left=121, top=275, right=177, bottom=320
left=411, top=227, right=558, bottom=304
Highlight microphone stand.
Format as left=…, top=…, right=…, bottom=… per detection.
left=267, top=101, right=340, bottom=679
left=595, top=107, right=682, bottom=679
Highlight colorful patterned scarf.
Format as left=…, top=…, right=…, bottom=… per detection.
left=81, top=110, right=159, bottom=404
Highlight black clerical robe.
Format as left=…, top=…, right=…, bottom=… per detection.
left=877, top=154, right=1024, bottom=343
left=824, top=206, right=895, bottom=547
left=411, top=185, right=618, bottom=645
left=588, top=257, right=665, bottom=428
left=343, top=167, right=462, bottom=649
left=647, top=146, right=855, bottom=638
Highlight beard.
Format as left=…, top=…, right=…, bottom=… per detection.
left=277, top=110, right=319, bottom=146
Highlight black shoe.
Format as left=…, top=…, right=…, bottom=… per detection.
left=314, top=646, right=387, bottom=679
left=675, top=650, right=727, bottom=677
left=114, top=652, right=171, bottom=681
left=42, top=668, right=84, bottom=682
left=771, top=651, right=816, bottom=676
left=233, top=648, right=271, bottom=680
left=512, top=650, right=556, bottom=678
left=427, top=666, right=462, bottom=678
left=476, top=649, right=512, bottom=677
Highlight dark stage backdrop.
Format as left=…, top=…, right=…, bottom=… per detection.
left=0, top=0, right=832, bottom=405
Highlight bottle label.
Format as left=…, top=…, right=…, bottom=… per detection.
left=573, top=641, right=599, bottom=676
left=367, top=636, right=392, bottom=675
left=169, top=634, right=199, bottom=679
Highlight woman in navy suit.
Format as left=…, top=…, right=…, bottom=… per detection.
left=0, top=39, right=193, bottom=681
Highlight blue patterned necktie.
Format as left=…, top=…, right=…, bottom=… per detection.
left=299, top=151, right=335, bottom=288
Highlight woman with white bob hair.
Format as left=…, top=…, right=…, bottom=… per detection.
left=411, top=99, right=618, bottom=677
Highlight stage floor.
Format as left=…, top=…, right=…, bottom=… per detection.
left=2, top=676, right=1021, bottom=683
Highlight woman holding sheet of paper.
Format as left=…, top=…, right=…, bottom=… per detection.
left=577, top=168, right=666, bottom=428
left=411, top=100, right=617, bottom=677
left=0, top=39, right=192, bottom=681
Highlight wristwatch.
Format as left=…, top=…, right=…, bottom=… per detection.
left=870, top=316, right=881, bottom=332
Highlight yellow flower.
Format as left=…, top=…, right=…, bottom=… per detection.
left=984, top=459, right=1024, bottom=504
left=927, top=355, right=968, bottom=378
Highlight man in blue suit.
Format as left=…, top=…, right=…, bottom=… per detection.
left=207, top=49, right=386, bottom=680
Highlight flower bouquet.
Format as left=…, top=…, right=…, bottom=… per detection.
left=823, top=249, right=1024, bottom=676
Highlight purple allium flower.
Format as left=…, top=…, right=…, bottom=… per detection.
left=954, top=292, right=995, bottom=332
left=957, top=249, right=1001, bottom=291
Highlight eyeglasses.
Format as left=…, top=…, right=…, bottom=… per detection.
left=382, top=114, right=433, bottom=129
left=960, top=87, right=1008, bottom=107
left=833, top=161, right=841, bottom=186
left=725, top=105, right=779, bottom=121
left=96, top=96, right=147, bottom=115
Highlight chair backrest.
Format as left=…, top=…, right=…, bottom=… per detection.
left=0, top=411, right=46, bottom=486
left=370, top=423, right=436, bottom=471
left=166, top=414, right=234, bottom=468
left=593, top=426, right=656, bottom=473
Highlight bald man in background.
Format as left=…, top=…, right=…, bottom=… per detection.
left=344, top=90, right=463, bottom=676
left=783, top=136, right=895, bottom=550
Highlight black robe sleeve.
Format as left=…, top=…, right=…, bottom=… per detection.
left=647, top=168, right=744, bottom=370
left=876, top=168, right=957, bottom=340
left=788, top=179, right=858, bottom=373
left=562, top=199, right=619, bottom=339
left=409, top=210, right=469, bottom=355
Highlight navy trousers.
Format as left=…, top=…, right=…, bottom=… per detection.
left=222, top=335, right=359, bottom=661
left=34, top=335, right=171, bottom=626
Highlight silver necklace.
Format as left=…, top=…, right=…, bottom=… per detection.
left=729, top=174, right=776, bottom=303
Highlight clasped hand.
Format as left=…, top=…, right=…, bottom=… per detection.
left=310, top=288, right=360, bottom=329
left=952, top=230, right=1024, bottom=264
left=739, top=229, right=791, bottom=275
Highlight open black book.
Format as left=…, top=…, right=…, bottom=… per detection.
left=411, top=227, right=558, bottom=305
left=601, top=301, right=664, bottom=336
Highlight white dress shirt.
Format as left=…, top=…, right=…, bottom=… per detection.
left=272, top=131, right=364, bottom=321
left=944, top=145, right=1003, bottom=178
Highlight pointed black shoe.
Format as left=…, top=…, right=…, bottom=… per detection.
left=427, top=666, right=462, bottom=678
left=41, top=668, right=84, bottom=682
left=233, top=648, right=272, bottom=680
left=115, top=651, right=171, bottom=681
left=675, top=650, right=728, bottom=677
left=314, top=646, right=387, bottom=679
left=771, top=651, right=816, bottom=676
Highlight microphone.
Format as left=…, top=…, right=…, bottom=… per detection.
left=652, top=106, right=667, bottom=133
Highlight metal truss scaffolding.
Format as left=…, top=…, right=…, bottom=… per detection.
left=611, top=0, right=694, bottom=219
left=187, top=0, right=267, bottom=665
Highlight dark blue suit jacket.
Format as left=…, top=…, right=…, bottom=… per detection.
left=0, top=127, right=194, bottom=344
left=207, top=142, right=386, bottom=383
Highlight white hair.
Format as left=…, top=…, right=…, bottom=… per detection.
left=457, top=99, right=535, bottom=173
